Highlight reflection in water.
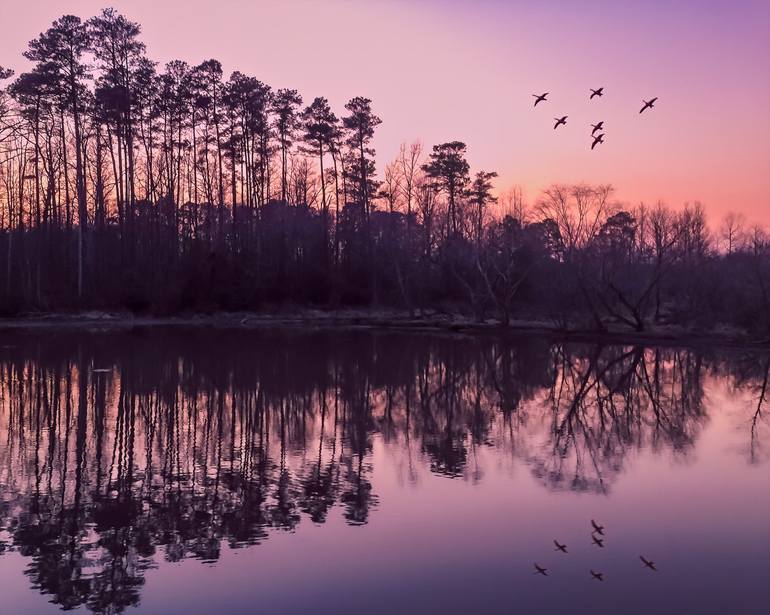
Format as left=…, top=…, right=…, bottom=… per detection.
left=0, top=330, right=767, bottom=613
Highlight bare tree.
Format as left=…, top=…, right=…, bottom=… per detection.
left=719, top=211, right=746, bottom=255
left=536, top=183, right=618, bottom=257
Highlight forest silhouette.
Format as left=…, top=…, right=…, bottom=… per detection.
left=0, top=329, right=767, bottom=612
left=1, top=9, right=769, bottom=335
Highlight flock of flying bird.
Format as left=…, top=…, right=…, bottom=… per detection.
left=533, top=519, right=658, bottom=582
left=531, top=88, right=658, bottom=150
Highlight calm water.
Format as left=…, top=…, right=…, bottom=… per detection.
left=0, top=329, right=768, bottom=615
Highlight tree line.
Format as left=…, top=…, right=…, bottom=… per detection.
left=1, top=9, right=768, bottom=334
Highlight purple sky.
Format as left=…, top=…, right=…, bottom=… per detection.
left=2, top=0, right=769, bottom=223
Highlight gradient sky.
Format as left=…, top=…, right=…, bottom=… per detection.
left=1, top=0, right=769, bottom=224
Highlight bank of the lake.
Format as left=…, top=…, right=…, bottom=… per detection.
left=0, top=309, right=767, bottom=349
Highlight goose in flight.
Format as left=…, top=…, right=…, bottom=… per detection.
left=534, top=563, right=549, bottom=576
left=590, top=87, right=604, bottom=99
left=553, top=540, right=568, bottom=553
left=591, top=133, right=604, bottom=150
left=591, top=519, right=605, bottom=535
left=640, top=97, right=658, bottom=113
left=591, top=534, right=605, bottom=548
left=640, top=556, right=658, bottom=572
left=591, top=121, right=604, bottom=135
left=532, top=92, right=548, bottom=107
left=590, top=570, right=605, bottom=582
left=553, top=116, right=568, bottom=129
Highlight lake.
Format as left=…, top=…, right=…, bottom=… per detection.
left=0, top=328, right=768, bottom=614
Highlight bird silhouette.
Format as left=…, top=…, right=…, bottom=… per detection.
left=533, top=92, right=548, bottom=107
left=591, top=534, right=605, bottom=548
left=640, top=556, right=658, bottom=572
left=640, top=97, right=658, bottom=113
left=591, top=133, right=604, bottom=150
left=591, top=121, right=604, bottom=135
left=590, top=87, right=604, bottom=99
left=591, top=519, right=605, bottom=535
left=534, top=563, right=549, bottom=576
left=590, top=570, right=605, bottom=582
left=553, top=540, right=568, bottom=553
left=553, top=116, right=567, bottom=129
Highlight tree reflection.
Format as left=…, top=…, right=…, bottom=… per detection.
left=0, top=330, right=765, bottom=612
left=529, top=344, right=707, bottom=493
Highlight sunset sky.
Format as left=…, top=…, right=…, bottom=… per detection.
left=2, top=0, right=768, bottom=224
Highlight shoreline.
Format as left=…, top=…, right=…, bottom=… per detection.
left=0, top=310, right=767, bottom=349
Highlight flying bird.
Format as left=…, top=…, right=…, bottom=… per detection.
left=553, top=116, right=567, bottom=129
left=591, top=534, right=605, bottom=548
left=554, top=540, right=568, bottom=553
left=640, top=556, right=658, bottom=572
left=590, top=87, right=604, bottom=99
left=591, top=121, right=604, bottom=135
left=533, top=92, right=548, bottom=107
left=590, top=570, right=605, bottom=582
left=591, top=133, right=604, bottom=150
left=640, top=97, right=658, bottom=113
left=534, top=563, right=549, bottom=576
left=591, top=520, right=605, bottom=535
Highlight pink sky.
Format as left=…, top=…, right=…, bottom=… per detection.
left=2, top=0, right=769, bottom=224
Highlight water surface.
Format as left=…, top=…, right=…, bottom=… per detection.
left=0, top=329, right=768, bottom=614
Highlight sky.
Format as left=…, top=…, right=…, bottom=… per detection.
left=1, top=0, right=768, bottom=225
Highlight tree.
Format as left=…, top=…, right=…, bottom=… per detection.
left=342, top=97, right=381, bottom=216
left=223, top=72, right=271, bottom=211
left=398, top=141, right=422, bottom=240
left=89, top=8, right=146, bottom=230
left=499, top=185, right=526, bottom=224
left=535, top=183, right=617, bottom=258
left=10, top=68, right=58, bottom=227
left=195, top=59, right=226, bottom=235
left=157, top=60, right=192, bottom=239
left=25, top=15, right=91, bottom=298
left=720, top=212, right=746, bottom=255
left=301, top=97, right=338, bottom=266
left=272, top=88, right=303, bottom=204
left=421, top=141, right=470, bottom=237
left=468, top=170, right=498, bottom=247
left=0, top=66, right=16, bottom=141
left=378, top=161, right=402, bottom=214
